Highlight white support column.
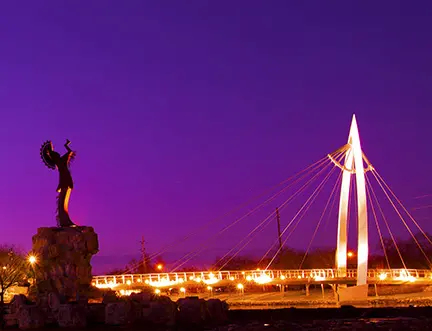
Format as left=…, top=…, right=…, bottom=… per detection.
left=336, top=149, right=353, bottom=277
left=350, top=115, right=368, bottom=286
left=336, top=115, right=368, bottom=286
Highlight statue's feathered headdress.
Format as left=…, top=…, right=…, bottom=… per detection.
left=40, top=140, right=56, bottom=170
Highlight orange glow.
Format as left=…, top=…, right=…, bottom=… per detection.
left=156, top=264, right=163, bottom=270
left=347, top=251, right=354, bottom=258
left=28, top=255, right=37, bottom=264
left=64, top=188, right=71, bottom=213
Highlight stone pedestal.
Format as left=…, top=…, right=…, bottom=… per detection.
left=32, top=226, right=99, bottom=301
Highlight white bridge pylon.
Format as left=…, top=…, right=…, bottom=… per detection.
left=329, top=115, right=374, bottom=286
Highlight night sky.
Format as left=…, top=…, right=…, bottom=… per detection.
left=1, top=1, right=431, bottom=274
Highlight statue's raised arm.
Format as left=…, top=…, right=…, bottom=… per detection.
left=40, top=139, right=76, bottom=227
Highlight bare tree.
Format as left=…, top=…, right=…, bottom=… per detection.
left=0, top=246, right=28, bottom=329
left=0, top=246, right=27, bottom=302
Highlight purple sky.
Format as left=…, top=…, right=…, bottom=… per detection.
left=1, top=1, right=431, bottom=274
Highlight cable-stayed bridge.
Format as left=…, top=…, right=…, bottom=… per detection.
left=93, top=115, right=432, bottom=300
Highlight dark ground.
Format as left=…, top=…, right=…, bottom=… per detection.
left=20, top=306, right=432, bottom=330
left=219, top=307, right=432, bottom=330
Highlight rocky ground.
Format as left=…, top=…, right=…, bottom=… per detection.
left=6, top=287, right=432, bottom=330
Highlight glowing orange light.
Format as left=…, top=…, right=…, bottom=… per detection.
left=347, top=251, right=354, bottom=258
left=156, top=264, right=163, bottom=270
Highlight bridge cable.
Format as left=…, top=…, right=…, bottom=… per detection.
left=321, top=168, right=342, bottom=233
left=216, top=161, right=336, bottom=270
left=365, top=176, right=391, bottom=269
left=370, top=170, right=432, bottom=266
left=366, top=175, right=407, bottom=270
left=214, top=152, right=345, bottom=270
left=412, top=204, right=432, bottom=211
left=146, top=155, right=328, bottom=261
left=122, top=155, right=331, bottom=273
left=258, top=153, right=345, bottom=267
left=217, top=152, right=345, bottom=270
left=373, top=170, right=432, bottom=248
left=413, top=194, right=432, bottom=200
left=298, top=170, right=343, bottom=269
left=265, top=165, right=339, bottom=269
left=170, top=154, right=341, bottom=272
left=263, top=156, right=343, bottom=269
left=168, top=156, right=332, bottom=272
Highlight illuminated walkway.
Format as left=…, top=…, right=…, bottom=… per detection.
left=93, top=268, right=432, bottom=290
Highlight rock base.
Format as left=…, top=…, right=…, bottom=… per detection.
left=31, top=226, right=99, bottom=301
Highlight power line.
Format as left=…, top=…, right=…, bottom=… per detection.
left=276, top=207, right=282, bottom=255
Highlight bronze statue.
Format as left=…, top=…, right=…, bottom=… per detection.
left=40, top=139, right=76, bottom=227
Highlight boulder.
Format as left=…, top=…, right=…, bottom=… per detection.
left=10, top=294, right=29, bottom=314
left=57, top=304, right=87, bottom=328
left=129, top=291, right=152, bottom=303
left=105, top=301, right=131, bottom=325
left=17, top=305, right=45, bottom=330
left=102, top=290, right=118, bottom=304
left=142, top=296, right=176, bottom=326
left=206, top=299, right=229, bottom=324
left=87, top=304, right=105, bottom=324
left=48, top=292, right=62, bottom=312
left=177, top=296, right=208, bottom=326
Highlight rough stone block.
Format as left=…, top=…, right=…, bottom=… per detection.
left=88, top=304, right=106, bottom=324
left=17, top=305, right=45, bottom=330
left=177, top=296, right=208, bottom=325
left=32, top=226, right=98, bottom=300
left=10, top=294, right=29, bottom=314
left=102, top=290, right=118, bottom=304
left=206, top=299, right=229, bottom=324
left=129, top=291, right=152, bottom=303
left=105, top=302, right=130, bottom=325
left=48, top=292, right=62, bottom=312
left=142, top=296, right=176, bottom=326
left=57, top=304, right=87, bottom=328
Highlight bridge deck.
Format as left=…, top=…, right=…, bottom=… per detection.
left=93, top=268, right=432, bottom=290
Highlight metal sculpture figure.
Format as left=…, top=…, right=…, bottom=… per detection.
left=40, top=139, right=76, bottom=227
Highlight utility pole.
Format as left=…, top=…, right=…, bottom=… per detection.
left=276, top=207, right=283, bottom=253
left=140, top=236, right=147, bottom=273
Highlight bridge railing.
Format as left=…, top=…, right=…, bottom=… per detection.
left=92, top=268, right=432, bottom=289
